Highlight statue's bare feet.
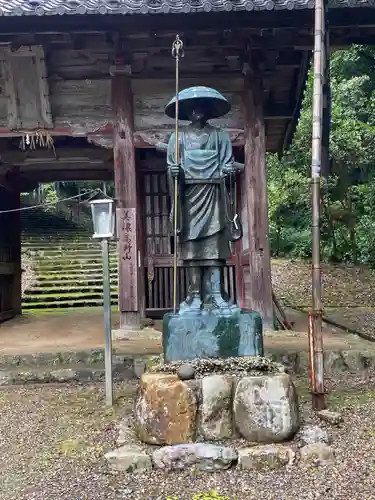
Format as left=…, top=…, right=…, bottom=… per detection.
left=179, top=294, right=202, bottom=313
left=189, top=296, right=203, bottom=311
left=212, top=295, right=232, bottom=310
left=211, top=294, right=240, bottom=315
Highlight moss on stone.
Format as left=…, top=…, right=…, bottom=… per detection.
left=146, top=354, right=165, bottom=372
left=150, top=356, right=285, bottom=378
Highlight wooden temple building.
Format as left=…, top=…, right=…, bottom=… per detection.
left=0, top=0, right=375, bottom=329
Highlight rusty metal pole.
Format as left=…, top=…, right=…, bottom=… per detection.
left=309, top=0, right=326, bottom=411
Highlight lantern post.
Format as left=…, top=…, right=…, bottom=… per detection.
left=90, top=197, right=116, bottom=406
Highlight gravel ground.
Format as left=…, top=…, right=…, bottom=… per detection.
left=1, top=376, right=375, bottom=500
left=272, top=259, right=375, bottom=340
left=271, top=259, right=375, bottom=309
left=326, top=307, right=375, bottom=338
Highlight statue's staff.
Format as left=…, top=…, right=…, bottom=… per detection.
left=171, top=35, right=184, bottom=313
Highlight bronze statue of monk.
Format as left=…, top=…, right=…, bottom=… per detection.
left=159, top=86, right=243, bottom=314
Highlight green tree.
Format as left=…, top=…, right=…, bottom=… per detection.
left=268, top=45, right=375, bottom=265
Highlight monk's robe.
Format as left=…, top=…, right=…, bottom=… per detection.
left=167, top=123, right=234, bottom=265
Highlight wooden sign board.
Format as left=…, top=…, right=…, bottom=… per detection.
left=117, top=207, right=139, bottom=312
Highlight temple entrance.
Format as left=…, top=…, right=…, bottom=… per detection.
left=139, top=155, right=237, bottom=317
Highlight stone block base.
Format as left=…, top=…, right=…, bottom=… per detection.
left=163, top=309, right=263, bottom=363
left=233, top=373, right=300, bottom=442
left=134, top=368, right=299, bottom=445
left=134, top=373, right=197, bottom=445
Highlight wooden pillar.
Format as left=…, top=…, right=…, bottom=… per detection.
left=242, top=70, right=274, bottom=329
left=11, top=168, right=21, bottom=315
left=1, top=166, right=22, bottom=316
left=111, top=63, right=144, bottom=330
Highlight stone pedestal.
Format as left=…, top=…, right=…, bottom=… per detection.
left=163, top=309, right=263, bottom=363
left=134, top=367, right=299, bottom=445
left=107, top=363, right=301, bottom=475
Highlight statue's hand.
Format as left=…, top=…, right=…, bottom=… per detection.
left=169, top=164, right=180, bottom=178
left=233, top=161, right=244, bottom=171
left=222, top=165, right=234, bottom=176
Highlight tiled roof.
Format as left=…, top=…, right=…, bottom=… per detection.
left=0, top=0, right=372, bottom=17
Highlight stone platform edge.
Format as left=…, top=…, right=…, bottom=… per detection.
left=0, top=351, right=164, bottom=386
left=0, top=348, right=374, bottom=385
left=0, top=348, right=162, bottom=369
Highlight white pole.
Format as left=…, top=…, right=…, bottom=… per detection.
left=102, top=238, right=113, bottom=406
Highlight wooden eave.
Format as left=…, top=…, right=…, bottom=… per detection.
left=0, top=4, right=373, bottom=175
left=0, top=25, right=315, bottom=156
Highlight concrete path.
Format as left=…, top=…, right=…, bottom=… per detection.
left=0, top=310, right=161, bottom=355
left=0, top=308, right=374, bottom=357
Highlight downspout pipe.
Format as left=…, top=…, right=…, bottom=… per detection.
left=309, top=0, right=326, bottom=411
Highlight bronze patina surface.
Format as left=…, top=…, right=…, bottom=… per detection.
left=166, top=86, right=243, bottom=313
left=161, top=86, right=263, bottom=362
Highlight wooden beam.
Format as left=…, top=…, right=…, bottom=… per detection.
left=1, top=147, right=110, bottom=164
left=18, top=160, right=109, bottom=172
left=142, top=46, right=306, bottom=62
left=282, top=51, right=311, bottom=150
left=242, top=70, right=274, bottom=329
left=132, top=76, right=244, bottom=93
left=20, top=169, right=113, bottom=183
left=120, top=30, right=314, bottom=52
left=2, top=17, right=375, bottom=50
left=0, top=118, right=287, bottom=155
left=0, top=25, right=315, bottom=50
left=112, top=65, right=144, bottom=329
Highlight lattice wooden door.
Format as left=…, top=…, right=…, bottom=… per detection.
left=141, top=170, right=237, bottom=314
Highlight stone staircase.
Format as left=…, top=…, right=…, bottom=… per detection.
left=21, top=207, right=119, bottom=311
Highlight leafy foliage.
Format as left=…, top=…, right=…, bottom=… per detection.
left=269, top=45, right=375, bottom=265
left=43, top=183, right=59, bottom=212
